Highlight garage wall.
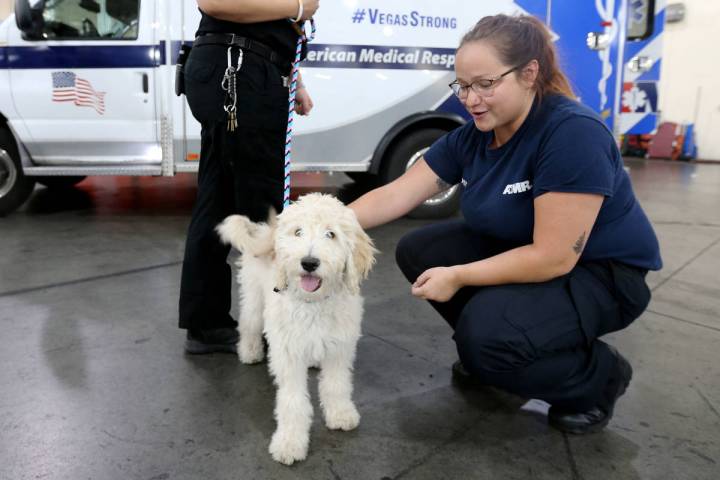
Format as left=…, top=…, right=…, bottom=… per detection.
left=0, top=0, right=12, bottom=21
left=660, top=1, right=720, bottom=160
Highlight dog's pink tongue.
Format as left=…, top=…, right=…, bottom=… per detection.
left=300, top=275, right=321, bottom=292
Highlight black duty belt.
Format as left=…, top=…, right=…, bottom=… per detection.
left=193, top=33, right=292, bottom=72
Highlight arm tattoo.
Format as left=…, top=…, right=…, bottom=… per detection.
left=572, top=231, right=587, bottom=255
left=435, top=177, right=451, bottom=192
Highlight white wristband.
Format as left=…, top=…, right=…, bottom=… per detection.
left=289, top=0, right=304, bottom=23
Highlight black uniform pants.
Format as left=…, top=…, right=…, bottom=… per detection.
left=178, top=44, right=289, bottom=331
left=395, top=220, right=651, bottom=411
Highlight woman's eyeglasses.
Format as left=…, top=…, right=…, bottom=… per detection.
left=449, top=66, right=518, bottom=99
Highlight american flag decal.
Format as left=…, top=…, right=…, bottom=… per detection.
left=51, top=71, right=106, bottom=114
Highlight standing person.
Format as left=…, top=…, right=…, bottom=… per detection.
left=179, top=0, right=319, bottom=354
left=349, top=14, right=662, bottom=434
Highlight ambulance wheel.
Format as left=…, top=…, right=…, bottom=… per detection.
left=380, top=128, right=462, bottom=219
left=345, top=172, right=376, bottom=184
left=37, top=176, right=87, bottom=189
left=0, top=128, right=35, bottom=216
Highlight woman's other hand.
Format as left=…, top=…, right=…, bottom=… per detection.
left=294, top=86, right=313, bottom=115
left=411, top=266, right=462, bottom=302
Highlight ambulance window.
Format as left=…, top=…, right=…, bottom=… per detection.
left=626, top=0, right=655, bottom=41
left=41, top=0, right=140, bottom=40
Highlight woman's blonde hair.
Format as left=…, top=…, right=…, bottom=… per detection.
left=460, top=14, right=575, bottom=102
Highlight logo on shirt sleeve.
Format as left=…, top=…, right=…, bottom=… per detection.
left=502, top=180, right=532, bottom=195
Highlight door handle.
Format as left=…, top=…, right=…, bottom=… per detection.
left=627, top=55, right=654, bottom=73
left=586, top=31, right=610, bottom=51
left=142, top=73, right=149, bottom=93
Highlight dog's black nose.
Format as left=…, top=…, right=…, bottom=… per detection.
left=301, top=256, right=320, bottom=272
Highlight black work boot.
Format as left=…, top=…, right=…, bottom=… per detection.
left=548, top=346, right=633, bottom=434
left=184, top=328, right=239, bottom=354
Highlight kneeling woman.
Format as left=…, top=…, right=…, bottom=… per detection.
left=349, top=14, right=661, bottom=434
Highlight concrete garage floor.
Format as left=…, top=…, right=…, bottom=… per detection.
left=1, top=158, right=719, bottom=479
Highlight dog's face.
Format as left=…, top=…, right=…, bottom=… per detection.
left=273, top=194, right=376, bottom=300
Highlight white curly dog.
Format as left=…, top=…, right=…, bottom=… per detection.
left=216, top=193, right=376, bottom=465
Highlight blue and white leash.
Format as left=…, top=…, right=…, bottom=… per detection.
left=283, top=19, right=316, bottom=208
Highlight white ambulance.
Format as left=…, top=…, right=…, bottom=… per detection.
left=0, top=0, right=664, bottom=216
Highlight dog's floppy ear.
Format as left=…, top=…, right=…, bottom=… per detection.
left=345, top=220, right=377, bottom=295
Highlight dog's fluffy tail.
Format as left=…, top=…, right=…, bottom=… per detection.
left=216, top=213, right=275, bottom=257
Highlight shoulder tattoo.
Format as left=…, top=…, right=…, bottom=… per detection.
left=572, top=231, right=587, bottom=255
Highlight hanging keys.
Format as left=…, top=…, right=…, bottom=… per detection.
left=226, top=109, right=237, bottom=132
left=221, top=43, right=243, bottom=132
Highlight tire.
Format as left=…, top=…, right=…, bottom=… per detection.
left=36, top=176, right=87, bottom=189
left=379, top=128, right=462, bottom=219
left=0, top=128, right=35, bottom=216
left=345, top=171, right=377, bottom=185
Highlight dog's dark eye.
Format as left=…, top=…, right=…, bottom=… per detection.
left=325, top=230, right=335, bottom=239
left=294, top=228, right=303, bottom=237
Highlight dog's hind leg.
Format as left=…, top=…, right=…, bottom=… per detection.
left=268, top=358, right=313, bottom=465
left=237, top=256, right=266, bottom=364
left=319, top=346, right=360, bottom=431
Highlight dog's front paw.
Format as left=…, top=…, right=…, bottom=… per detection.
left=239, top=337, right=265, bottom=364
left=269, top=431, right=309, bottom=465
left=324, top=403, right=360, bottom=431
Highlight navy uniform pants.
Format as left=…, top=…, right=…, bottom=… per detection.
left=395, top=220, right=651, bottom=411
left=178, top=44, right=289, bottom=332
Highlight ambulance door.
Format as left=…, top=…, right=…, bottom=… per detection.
left=549, top=0, right=621, bottom=131
left=180, top=2, right=202, bottom=168
left=8, top=0, right=159, bottom=166
left=617, top=0, right=662, bottom=136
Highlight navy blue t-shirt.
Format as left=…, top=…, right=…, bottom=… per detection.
left=424, top=94, right=662, bottom=271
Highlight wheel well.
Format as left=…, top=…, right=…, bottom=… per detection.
left=0, top=114, right=20, bottom=158
left=368, top=114, right=464, bottom=174
left=0, top=116, right=29, bottom=169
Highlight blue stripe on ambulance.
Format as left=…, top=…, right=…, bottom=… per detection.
left=634, top=60, right=661, bottom=83
left=1, top=44, right=163, bottom=68
left=625, top=113, right=657, bottom=135
left=303, top=44, right=456, bottom=70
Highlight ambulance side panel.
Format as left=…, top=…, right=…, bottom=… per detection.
left=174, top=0, right=549, bottom=173
left=7, top=0, right=161, bottom=173
left=0, top=18, right=27, bottom=142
